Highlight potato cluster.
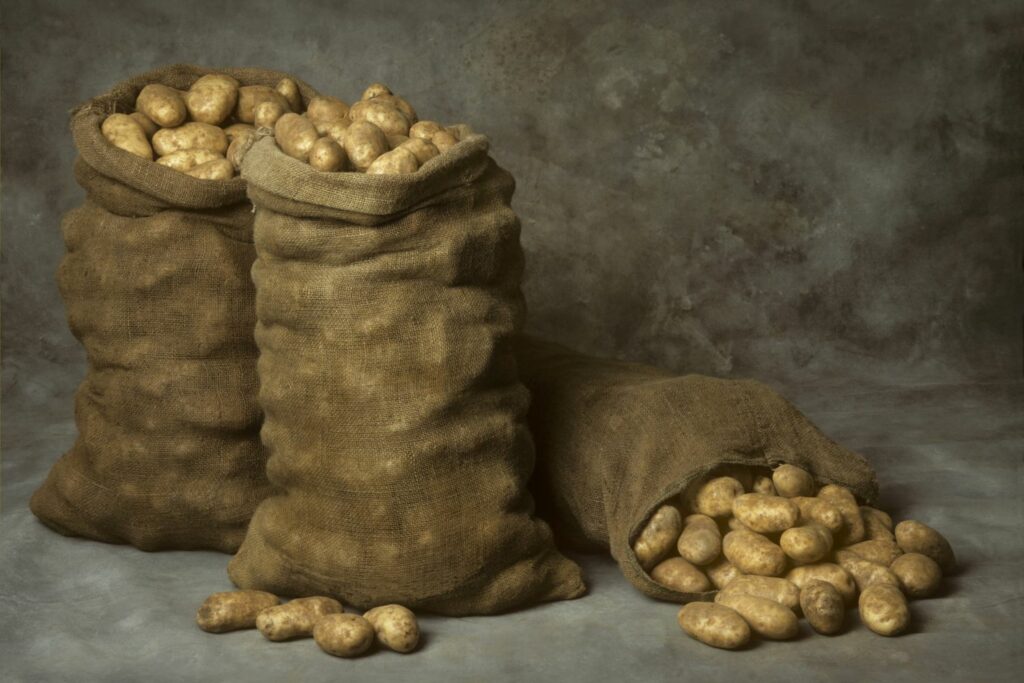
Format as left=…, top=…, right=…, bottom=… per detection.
left=630, top=464, right=955, bottom=650
left=196, top=590, right=420, bottom=658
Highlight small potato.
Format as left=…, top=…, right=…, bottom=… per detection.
left=185, top=73, right=239, bottom=125
left=835, top=551, right=901, bottom=593
left=223, top=123, right=256, bottom=142
left=752, top=475, right=777, bottom=496
left=196, top=590, right=279, bottom=633
left=157, top=149, right=222, bottom=172
left=254, top=100, right=287, bottom=129
left=275, top=77, right=303, bottom=113
left=136, top=83, right=187, bottom=128
left=366, top=147, right=419, bottom=175
left=409, top=120, right=443, bottom=141
left=256, top=596, right=343, bottom=641
left=317, top=118, right=351, bottom=144
left=786, top=563, right=857, bottom=605
left=859, top=584, right=910, bottom=636
left=651, top=557, right=712, bottom=593
left=779, top=524, right=833, bottom=564
left=693, top=477, right=745, bottom=518
left=632, top=504, right=683, bottom=571
left=398, top=138, right=440, bottom=166
left=792, top=497, right=845, bottom=535
left=800, top=580, right=845, bottom=635
left=128, top=112, right=159, bottom=138
left=152, top=122, right=228, bottom=157
left=722, top=530, right=787, bottom=577
left=227, top=132, right=255, bottom=171
left=309, top=137, right=347, bottom=172
left=386, top=134, right=410, bottom=150
left=890, top=553, right=943, bottom=599
left=363, top=604, right=420, bottom=653
left=431, top=130, right=458, bottom=153
left=894, top=520, right=955, bottom=572
left=362, top=82, right=392, bottom=100
left=306, top=95, right=350, bottom=126
left=715, top=575, right=800, bottom=613
left=676, top=514, right=721, bottom=566
left=705, top=558, right=744, bottom=590
left=274, top=113, right=319, bottom=162
left=236, top=85, right=291, bottom=124
left=772, top=464, right=816, bottom=498
left=677, top=602, right=750, bottom=650
left=353, top=100, right=410, bottom=136
left=844, top=540, right=903, bottom=566
left=101, top=114, right=153, bottom=160
left=714, top=592, right=799, bottom=640
left=185, top=158, right=234, bottom=180
left=861, top=506, right=896, bottom=542
left=313, top=613, right=375, bottom=658
left=732, top=493, right=800, bottom=533
left=344, top=120, right=388, bottom=170
left=817, top=485, right=866, bottom=544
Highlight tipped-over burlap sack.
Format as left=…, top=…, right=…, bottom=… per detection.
left=30, top=65, right=317, bottom=552
left=515, top=334, right=878, bottom=602
left=227, top=135, right=585, bottom=615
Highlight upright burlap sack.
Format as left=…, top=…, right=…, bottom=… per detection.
left=30, top=65, right=317, bottom=552
left=227, top=135, right=586, bottom=615
left=515, top=334, right=878, bottom=602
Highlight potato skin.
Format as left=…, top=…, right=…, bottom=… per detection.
left=676, top=514, right=721, bottom=566
left=371, top=94, right=418, bottom=124
left=196, top=590, right=279, bottom=633
left=362, top=82, right=393, bottom=100
left=157, top=149, right=222, bottom=172
left=817, top=485, right=865, bottom=544
left=128, top=112, right=159, bottom=138
left=350, top=99, right=410, bottom=136
left=398, top=138, right=439, bottom=166
left=693, top=477, right=745, bottom=518
left=313, top=614, right=375, bottom=658
left=732, top=493, right=800, bottom=533
left=786, top=563, right=858, bottom=605
left=343, top=121, right=388, bottom=170
left=861, top=506, right=896, bottom=542
left=722, top=530, right=787, bottom=577
left=714, top=592, right=799, bottom=640
left=227, top=132, right=255, bottom=172
left=792, top=497, right=845, bottom=535
left=363, top=605, right=420, bottom=653
left=307, top=96, right=350, bottom=125
left=752, top=475, right=777, bottom=496
left=317, top=118, right=351, bottom=145
left=254, top=100, right=287, bottom=129
left=651, top=557, right=712, bottom=593
left=275, top=77, right=303, bottom=113
left=716, top=575, right=800, bottom=613
left=844, top=540, right=903, bottom=566
left=409, top=120, right=443, bottom=141
left=800, top=580, right=845, bottom=635
left=677, top=602, right=751, bottom=650
left=223, top=123, right=256, bottom=142
left=772, top=464, right=816, bottom=497
left=185, top=73, right=239, bottom=125
left=152, top=122, right=228, bottom=156
left=236, top=85, right=291, bottom=124
left=274, top=113, right=319, bottom=162
left=309, top=137, right=347, bottom=172
left=632, top=504, right=683, bottom=571
left=431, top=130, right=458, bottom=153
left=366, top=147, right=419, bottom=175
left=256, top=597, right=343, bottom=641
left=858, top=584, right=910, bottom=636
left=705, top=558, right=744, bottom=590
left=835, top=551, right=901, bottom=593
left=136, top=84, right=187, bottom=128
left=185, top=158, right=234, bottom=180
left=101, top=114, right=153, bottom=160
left=779, top=523, right=833, bottom=564
left=890, top=553, right=942, bottom=599
left=895, top=520, right=955, bottom=571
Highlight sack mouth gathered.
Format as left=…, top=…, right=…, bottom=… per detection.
left=71, top=63, right=318, bottom=210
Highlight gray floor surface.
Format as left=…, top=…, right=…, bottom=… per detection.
left=2, top=369, right=1022, bottom=682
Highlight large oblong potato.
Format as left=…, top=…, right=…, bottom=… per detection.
left=254, top=100, right=287, bottom=129
left=366, top=147, right=420, bottom=175
left=275, top=77, right=303, bottom=113
left=714, top=575, right=800, bottom=613
left=358, top=100, right=410, bottom=137
left=890, top=552, right=942, bottom=599
left=817, top=485, right=865, bottom=544
left=152, top=122, right=228, bottom=157
left=363, top=604, right=419, bottom=653
left=859, top=584, right=910, bottom=636
left=715, top=592, right=799, bottom=640
left=894, top=520, right=955, bottom=571
left=632, top=504, right=683, bottom=571
left=307, top=95, right=350, bottom=126
left=313, top=614, right=376, bottom=658
left=236, top=85, right=291, bottom=124
left=274, top=113, right=319, bottom=162
left=371, top=94, right=418, bottom=124
left=786, top=563, right=857, bottom=605
left=256, top=596, right=343, bottom=641
left=676, top=514, right=721, bottom=566
left=800, top=580, right=845, bottom=635
left=677, top=602, right=750, bottom=650
left=185, top=73, right=239, bottom=125
left=732, top=493, right=800, bottom=533
left=792, top=497, right=845, bottom=535
left=771, top=464, right=815, bottom=497
left=196, top=590, right=279, bottom=633
left=344, top=120, right=388, bottom=170
left=651, top=557, right=711, bottom=593
left=693, top=476, right=745, bottom=518
left=157, top=149, right=223, bottom=172
left=779, top=523, right=833, bottom=564
left=722, top=529, right=787, bottom=577
left=101, top=114, right=153, bottom=160
left=185, top=158, right=234, bottom=180
left=136, top=83, right=187, bottom=128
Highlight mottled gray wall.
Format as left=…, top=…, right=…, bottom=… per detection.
left=2, top=0, right=1021, bottom=406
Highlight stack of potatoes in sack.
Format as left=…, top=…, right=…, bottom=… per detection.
left=631, top=464, right=954, bottom=649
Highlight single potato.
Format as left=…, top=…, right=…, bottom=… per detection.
left=715, top=575, right=800, bottom=613
left=772, top=464, right=816, bottom=498
left=136, top=83, right=187, bottom=128
left=101, top=114, right=153, bottom=160
left=792, top=497, right=845, bottom=535
left=632, top=504, right=683, bottom=571
left=890, top=553, right=943, bottom=599
left=732, top=493, right=800, bottom=533
left=344, top=120, right=389, bottom=170
left=223, top=123, right=256, bottom=142
left=894, top=520, right=955, bottom=572
left=309, top=137, right=347, bottom=172
left=185, top=158, right=234, bottom=180
left=362, top=82, right=392, bottom=100
left=800, top=580, right=845, bottom=635
left=313, top=614, right=376, bottom=658
left=714, top=592, right=799, bottom=640
left=705, top=558, right=744, bottom=590
left=274, top=113, right=319, bottom=162
left=677, top=602, right=750, bottom=650
left=693, top=476, right=745, bottom=518
left=676, top=514, right=721, bottom=566
left=431, top=130, right=458, bottom=153
left=409, top=120, right=443, bottom=141
left=363, top=604, right=420, bottom=653
left=752, top=475, right=777, bottom=496
left=817, top=485, right=866, bottom=544
left=196, top=590, right=279, bottom=633
left=779, top=524, right=833, bottom=564
left=152, top=122, right=228, bottom=157
left=858, top=584, right=910, bottom=636
left=227, top=132, right=255, bottom=171
left=861, top=506, right=896, bottom=542
left=256, top=596, right=343, bottom=641
left=359, top=100, right=410, bottom=136
left=157, top=149, right=223, bottom=172
left=786, top=563, right=858, bottom=605
left=398, top=138, right=440, bottom=166
left=236, top=85, right=291, bottom=124
left=365, top=147, right=419, bottom=175
left=275, top=77, right=303, bottom=113
left=254, top=100, right=287, bottom=129
left=651, top=557, right=712, bottom=593
left=185, top=73, right=239, bottom=125
left=722, top=530, right=787, bottom=577
left=307, top=95, right=350, bottom=126
left=372, top=94, right=418, bottom=124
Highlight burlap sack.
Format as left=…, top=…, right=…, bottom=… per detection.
left=226, top=135, right=586, bottom=615
left=30, top=65, right=317, bottom=552
left=515, top=334, right=879, bottom=602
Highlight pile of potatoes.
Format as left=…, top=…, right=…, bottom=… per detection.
left=630, top=464, right=955, bottom=649
left=100, top=73, right=466, bottom=179
left=196, top=590, right=420, bottom=658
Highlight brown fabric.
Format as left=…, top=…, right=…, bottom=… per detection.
left=227, top=136, right=586, bottom=615
left=30, top=65, right=318, bottom=552
left=515, top=334, right=879, bottom=602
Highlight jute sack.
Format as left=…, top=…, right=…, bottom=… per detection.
left=515, top=334, right=878, bottom=602
left=30, top=65, right=317, bottom=552
left=227, top=135, right=586, bottom=615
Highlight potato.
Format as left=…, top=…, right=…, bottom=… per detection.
left=894, top=520, right=955, bottom=571
left=431, top=130, right=458, bottom=154
left=705, top=557, right=744, bottom=590
left=792, top=497, right=845, bottom=535
left=786, top=563, right=857, bottom=605
left=714, top=592, right=799, bottom=640
left=317, top=118, right=351, bottom=145
left=651, top=557, right=712, bottom=593
left=128, top=112, right=159, bottom=138
left=236, top=85, right=291, bottom=124
left=351, top=99, right=410, bottom=137
left=779, top=523, right=833, bottom=564
left=752, top=475, right=777, bottom=496
left=398, top=138, right=440, bottom=166
left=313, top=613, right=375, bottom=658
left=196, top=590, right=279, bottom=633
left=274, top=113, right=319, bottom=162
left=858, top=584, right=910, bottom=636
left=722, top=530, right=787, bottom=577
left=371, top=94, right=418, bottom=124
left=227, top=132, right=255, bottom=171
left=726, top=517, right=752, bottom=532
left=152, top=122, right=228, bottom=157
left=136, top=83, right=187, bottom=128
left=714, top=575, right=800, bottom=613
left=771, top=464, right=815, bottom=498
left=366, top=148, right=419, bottom=175
left=185, top=158, right=234, bottom=180
left=157, top=149, right=222, bottom=172
left=256, top=596, right=343, bottom=641
left=861, top=506, right=896, bottom=542
left=693, top=476, right=745, bottom=518
left=844, top=540, right=903, bottom=566
left=732, top=493, right=800, bottom=533
left=185, top=73, right=239, bottom=125
left=799, top=580, right=845, bottom=635
left=363, top=604, right=420, bottom=653
left=343, top=121, right=388, bottom=170
left=409, top=120, right=443, bottom=141
left=631, top=504, right=683, bottom=571
left=275, top=77, right=303, bottom=113
left=445, top=125, right=465, bottom=140
left=254, top=99, right=287, bottom=129
left=101, top=114, right=153, bottom=160
left=677, top=602, right=750, bottom=650
left=309, top=137, right=347, bottom=172
left=223, top=123, right=256, bottom=142
left=890, top=553, right=943, bottom=599
left=835, top=550, right=901, bottom=593
left=306, top=95, right=350, bottom=126
left=386, top=134, right=410, bottom=150
left=817, top=485, right=865, bottom=544
left=362, top=82, right=392, bottom=100
left=676, top=514, right=721, bottom=566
